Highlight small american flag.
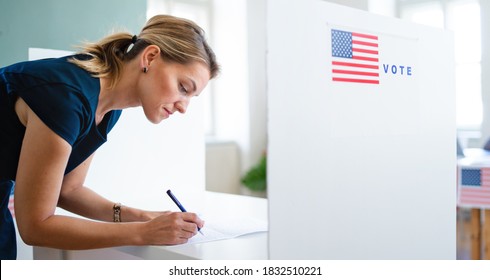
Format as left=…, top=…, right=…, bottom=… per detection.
left=458, top=167, right=490, bottom=207
left=331, top=29, right=379, bottom=84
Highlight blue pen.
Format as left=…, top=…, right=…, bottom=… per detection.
left=166, top=189, right=203, bottom=235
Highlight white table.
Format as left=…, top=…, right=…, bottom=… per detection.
left=34, top=191, right=268, bottom=260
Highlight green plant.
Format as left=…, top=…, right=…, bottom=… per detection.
left=241, top=154, right=267, bottom=191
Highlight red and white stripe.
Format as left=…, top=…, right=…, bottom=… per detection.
left=332, top=32, right=379, bottom=84
left=459, top=167, right=490, bottom=207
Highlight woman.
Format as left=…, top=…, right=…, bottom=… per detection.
left=0, top=14, right=219, bottom=259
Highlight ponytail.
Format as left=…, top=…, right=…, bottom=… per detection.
left=70, top=15, right=219, bottom=89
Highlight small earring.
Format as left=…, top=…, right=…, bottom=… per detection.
left=143, top=67, right=148, bottom=73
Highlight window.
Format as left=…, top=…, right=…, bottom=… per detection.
left=147, top=0, right=215, bottom=135
left=400, top=1, right=445, bottom=28
left=399, top=0, right=482, bottom=130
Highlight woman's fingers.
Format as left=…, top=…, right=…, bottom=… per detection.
left=144, top=211, right=204, bottom=245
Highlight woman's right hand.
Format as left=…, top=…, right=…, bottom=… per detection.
left=141, top=211, right=204, bottom=245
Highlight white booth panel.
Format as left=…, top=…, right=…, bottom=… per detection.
left=84, top=95, right=205, bottom=208
left=267, top=0, right=455, bottom=259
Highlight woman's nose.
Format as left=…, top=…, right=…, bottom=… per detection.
left=175, top=100, right=188, bottom=114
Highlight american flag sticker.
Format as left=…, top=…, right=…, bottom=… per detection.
left=458, top=167, right=490, bottom=207
left=331, top=29, right=379, bottom=84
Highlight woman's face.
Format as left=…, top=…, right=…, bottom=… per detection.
left=138, top=57, right=210, bottom=124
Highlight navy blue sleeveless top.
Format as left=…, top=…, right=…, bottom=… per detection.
left=0, top=55, right=122, bottom=259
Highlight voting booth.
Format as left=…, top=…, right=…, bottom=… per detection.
left=267, top=0, right=456, bottom=259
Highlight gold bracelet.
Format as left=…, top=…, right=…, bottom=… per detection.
left=113, top=203, right=122, bottom=222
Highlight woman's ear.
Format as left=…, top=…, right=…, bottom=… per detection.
left=141, top=45, right=161, bottom=68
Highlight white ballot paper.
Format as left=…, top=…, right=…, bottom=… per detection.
left=181, top=215, right=268, bottom=245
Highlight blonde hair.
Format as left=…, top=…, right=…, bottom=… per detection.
left=70, top=15, right=219, bottom=88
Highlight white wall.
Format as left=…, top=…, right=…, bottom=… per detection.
left=246, top=0, right=268, bottom=172
left=206, top=0, right=268, bottom=196
left=209, top=0, right=267, bottom=174
left=211, top=0, right=249, bottom=156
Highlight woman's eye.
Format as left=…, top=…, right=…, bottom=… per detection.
left=179, top=84, right=188, bottom=94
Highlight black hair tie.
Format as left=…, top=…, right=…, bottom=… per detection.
left=126, top=35, right=138, bottom=54
left=131, top=35, right=138, bottom=44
